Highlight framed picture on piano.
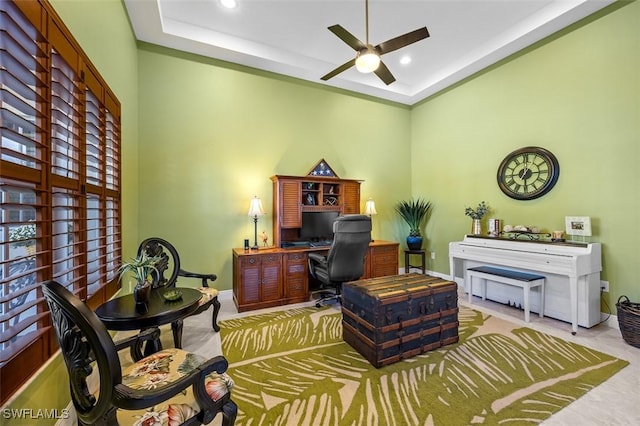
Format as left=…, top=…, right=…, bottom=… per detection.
left=565, top=216, right=592, bottom=237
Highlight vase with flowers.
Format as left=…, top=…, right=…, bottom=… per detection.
left=465, top=201, right=489, bottom=235
left=118, top=252, right=161, bottom=311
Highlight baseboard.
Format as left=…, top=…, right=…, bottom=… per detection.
left=600, top=312, right=619, bottom=330
left=218, top=288, right=233, bottom=301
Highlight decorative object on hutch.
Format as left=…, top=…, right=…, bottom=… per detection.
left=308, top=158, right=337, bottom=177
left=248, top=196, right=265, bottom=250
left=464, top=201, right=488, bottom=235
left=497, top=146, right=560, bottom=200
left=394, top=198, right=432, bottom=250
left=118, top=252, right=162, bottom=312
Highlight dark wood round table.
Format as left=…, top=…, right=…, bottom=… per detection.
left=95, top=287, right=202, bottom=357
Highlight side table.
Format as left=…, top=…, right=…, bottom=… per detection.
left=95, top=287, right=202, bottom=359
left=404, top=249, right=426, bottom=274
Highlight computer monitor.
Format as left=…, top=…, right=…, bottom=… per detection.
left=300, top=211, right=339, bottom=241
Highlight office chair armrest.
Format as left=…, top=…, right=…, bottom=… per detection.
left=308, top=252, right=327, bottom=280
left=179, top=269, right=218, bottom=287
left=308, top=252, right=327, bottom=264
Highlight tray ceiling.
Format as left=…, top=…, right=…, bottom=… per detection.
left=124, top=0, right=613, bottom=105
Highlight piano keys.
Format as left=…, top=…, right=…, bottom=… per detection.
left=449, top=235, right=602, bottom=334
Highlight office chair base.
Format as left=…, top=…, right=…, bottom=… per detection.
left=315, top=293, right=341, bottom=308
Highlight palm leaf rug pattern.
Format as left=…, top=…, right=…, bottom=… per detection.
left=220, top=306, right=628, bottom=425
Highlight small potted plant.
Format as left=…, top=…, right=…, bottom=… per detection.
left=465, top=201, right=489, bottom=235
left=118, top=252, right=162, bottom=309
left=395, top=198, right=433, bottom=250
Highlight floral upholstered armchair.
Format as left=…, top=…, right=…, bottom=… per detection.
left=137, top=237, right=221, bottom=348
left=41, top=280, right=236, bottom=426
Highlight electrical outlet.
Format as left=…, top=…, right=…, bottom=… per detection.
left=600, top=280, right=609, bottom=293
left=430, top=251, right=436, bottom=260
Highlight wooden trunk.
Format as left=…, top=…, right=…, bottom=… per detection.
left=341, top=273, right=459, bottom=368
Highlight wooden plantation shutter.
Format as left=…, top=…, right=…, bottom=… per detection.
left=0, top=0, right=121, bottom=403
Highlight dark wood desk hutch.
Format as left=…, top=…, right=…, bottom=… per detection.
left=232, top=167, right=399, bottom=312
left=271, top=174, right=362, bottom=244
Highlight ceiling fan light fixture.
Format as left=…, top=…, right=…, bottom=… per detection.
left=220, top=0, right=237, bottom=9
left=355, top=49, right=380, bottom=73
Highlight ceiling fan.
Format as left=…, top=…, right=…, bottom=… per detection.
left=321, top=0, right=429, bottom=85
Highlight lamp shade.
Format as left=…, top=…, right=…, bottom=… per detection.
left=248, top=196, right=265, bottom=217
left=355, top=49, right=380, bottom=73
left=364, top=198, right=377, bottom=215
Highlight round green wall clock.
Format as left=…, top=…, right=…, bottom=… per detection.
left=497, top=146, right=560, bottom=200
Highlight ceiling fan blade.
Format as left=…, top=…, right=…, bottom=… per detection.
left=328, top=25, right=366, bottom=51
left=374, top=61, right=396, bottom=85
left=321, top=58, right=357, bottom=81
left=376, top=27, right=429, bottom=55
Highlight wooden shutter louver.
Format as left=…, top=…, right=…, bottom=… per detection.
left=0, top=0, right=121, bottom=403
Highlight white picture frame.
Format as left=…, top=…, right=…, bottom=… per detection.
left=565, top=216, right=592, bottom=236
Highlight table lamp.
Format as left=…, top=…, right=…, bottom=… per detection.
left=365, top=198, right=377, bottom=241
left=248, top=196, right=265, bottom=250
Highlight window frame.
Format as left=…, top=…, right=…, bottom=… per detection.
left=0, top=0, right=121, bottom=403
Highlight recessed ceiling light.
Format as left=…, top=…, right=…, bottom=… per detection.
left=220, top=0, right=237, bottom=9
left=400, top=56, right=411, bottom=65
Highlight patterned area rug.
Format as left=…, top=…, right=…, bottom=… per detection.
left=220, top=306, right=628, bottom=425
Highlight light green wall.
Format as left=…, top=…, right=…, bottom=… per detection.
left=411, top=0, right=640, bottom=306
left=136, top=44, right=412, bottom=288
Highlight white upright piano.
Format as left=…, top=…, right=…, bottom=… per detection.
left=449, top=235, right=602, bottom=334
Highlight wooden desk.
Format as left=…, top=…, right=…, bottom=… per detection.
left=232, top=240, right=399, bottom=312
left=95, top=287, right=202, bottom=356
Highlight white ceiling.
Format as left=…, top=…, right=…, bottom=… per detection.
left=124, top=0, right=614, bottom=105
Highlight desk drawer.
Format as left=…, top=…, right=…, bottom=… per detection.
left=284, top=252, right=307, bottom=299
left=240, top=253, right=281, bottom=267
left=370, top=243, right=399, bottom=277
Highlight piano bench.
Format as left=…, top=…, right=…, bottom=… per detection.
left=466, top=266, right=545, bottom=323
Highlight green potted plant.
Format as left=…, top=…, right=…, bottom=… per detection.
left=464, top=201, right=489, bottom=235
left=394, top=198, right=433, bottom=250
left=118, top=252, right=162, bottom=308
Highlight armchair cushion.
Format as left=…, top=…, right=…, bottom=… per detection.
left=197, top=287, right=219, bottom=306
left=117, top=348, right=234, bottom=424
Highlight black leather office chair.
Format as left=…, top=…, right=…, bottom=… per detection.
left=308, top=215, right=372, bottom=307
left=41, top=280, right=237, bottom=426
